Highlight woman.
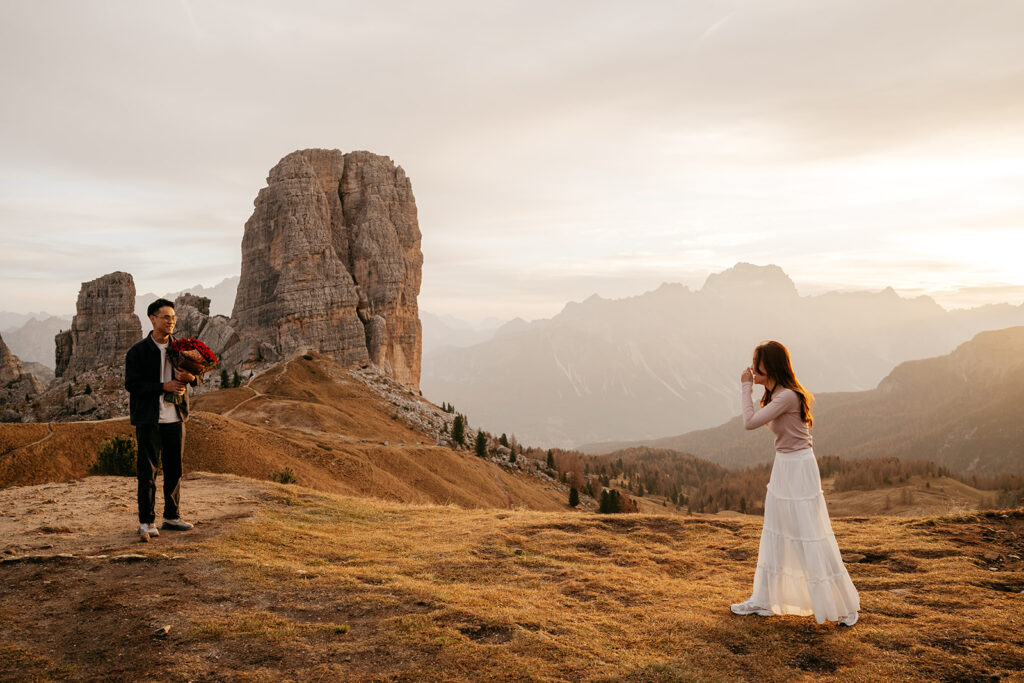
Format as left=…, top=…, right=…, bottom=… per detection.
left=730, top=341, right=860, bottom=626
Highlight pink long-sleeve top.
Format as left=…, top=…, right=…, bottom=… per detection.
left=741, top=381, right=813, bottom=452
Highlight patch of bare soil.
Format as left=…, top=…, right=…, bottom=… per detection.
left=0, top=473, right=274, bottom=681
left=0, top=472, right=263, bottom=558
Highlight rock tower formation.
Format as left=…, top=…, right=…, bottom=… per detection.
left=232, top=149, right=423, bottom=389
left=55, top=272, right=142, bottom=378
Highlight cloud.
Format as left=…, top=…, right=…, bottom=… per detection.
left=3, top=1, right=1024, bottom=317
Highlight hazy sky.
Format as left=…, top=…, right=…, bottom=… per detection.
left=2, top=0, right=1024, bottom=321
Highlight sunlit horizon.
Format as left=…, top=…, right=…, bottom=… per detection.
left=3, top=1, right=1024, bottom=322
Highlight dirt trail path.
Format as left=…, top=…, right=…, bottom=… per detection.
left=222, top=360, right=294, bottom=418
left=0, top=472, right=266, bottom=558
left=4, top=423, right=55, bottom=457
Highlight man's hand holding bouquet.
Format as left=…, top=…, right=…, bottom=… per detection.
left=163, top=339, right=218, bottom=405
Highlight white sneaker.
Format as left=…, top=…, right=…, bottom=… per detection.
left=730, top=600, right=773, bottom=617
left=138, top=523, right=159, bottom=537
left=839, top=612, right=858, bottom=627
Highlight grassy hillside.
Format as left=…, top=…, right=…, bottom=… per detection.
left=1, top=478, right=1021, bottom=680
left=0, top=355, right=569, bottom=512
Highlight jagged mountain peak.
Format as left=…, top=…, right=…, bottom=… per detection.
left=700, top=262, right=798, bottom=298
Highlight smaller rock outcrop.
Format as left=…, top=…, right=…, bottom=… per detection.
left=170, top=293, right=212, bottom=340
left=0, top=333, right=44, bottom=420
left=56, top=272, right=142, bottom=378
left=171, top=293, right=279, bottom=375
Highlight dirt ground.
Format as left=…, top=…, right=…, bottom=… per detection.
left=0, top=473, right=276, bottom=682
left=0, top=472, right=264, bottom=558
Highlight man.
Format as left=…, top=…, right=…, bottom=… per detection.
left=125, top=298, right=198, bottom=537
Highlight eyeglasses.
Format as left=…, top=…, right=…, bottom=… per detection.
left=154, top=315, right=177, bottom=322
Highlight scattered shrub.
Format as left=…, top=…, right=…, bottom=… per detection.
left=90, top=436, right=138, bottom=476
left=302, top=354, right=314, bottom=361
left=270, top=467, right=298, bottom=485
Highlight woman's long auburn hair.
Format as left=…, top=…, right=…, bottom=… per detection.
left=753, top=341, right=814, bottom=427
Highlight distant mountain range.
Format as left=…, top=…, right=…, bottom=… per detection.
left=0, top=311, right=71, bottom=332
left=421, top=263, right=1024, bottom=449
left=582, top=326, right=1024, bottom=476
left=420, top=312, right=505, bottom=355
left=134, top=275, right=240, bottom=320
left=0, top=316, right=71, bottom=370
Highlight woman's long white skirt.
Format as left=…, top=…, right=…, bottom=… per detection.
left=747, top=447, right=860, bottom=623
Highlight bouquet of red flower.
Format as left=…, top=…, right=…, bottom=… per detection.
left=163, top=338, right=218, bottom=405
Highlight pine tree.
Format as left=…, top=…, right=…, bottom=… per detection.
left=84, top=384, right=92, bottom=395
left=232, top=370, right=241, bottom=387
left=66, top=385, right=72, bottom=398
left=499, top=433, right=509, bottom=447
left=451, top=415, right=466, bottom=447
left=546, top=450, right=555, bottom=470
left=599, top=489, right=622, bottom=514
left=220, top=369, right=230, bottom=387
left=475, top=431, right=488, bottom=458
left=509, top=450, right=516, bottom=464
left=569, top=487, right=579, bottom=507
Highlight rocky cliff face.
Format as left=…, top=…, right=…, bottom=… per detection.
left=56, top=272, right=142, bottom=378
left=232, top=149, right=422, bottom=389
left=0, top=333, right=45, bottom=421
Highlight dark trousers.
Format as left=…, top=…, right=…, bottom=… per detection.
left=136, top=422, right=184, bottom=523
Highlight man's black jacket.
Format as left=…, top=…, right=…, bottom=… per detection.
left=124, top=332, right=197, bottom=426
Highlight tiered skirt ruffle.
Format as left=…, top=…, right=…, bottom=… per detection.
left=747, top=447, right=860, bottom=624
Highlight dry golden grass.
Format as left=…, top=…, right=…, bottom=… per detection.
left=0, top=419, right=133, bottom=486
left=183, top=488, right=1023, bottom=681
left=2, top=475, right=1021, bottom=681
left=823, top=475, right=1000, bottom=518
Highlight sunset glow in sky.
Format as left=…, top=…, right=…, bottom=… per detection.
left=2, top=1, right=1023, bottom=321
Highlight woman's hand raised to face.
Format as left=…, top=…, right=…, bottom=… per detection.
left=741, top=367, right=753, bottom=383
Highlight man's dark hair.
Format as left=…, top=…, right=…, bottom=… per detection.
left=147, top=299, right=175, bottom=317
